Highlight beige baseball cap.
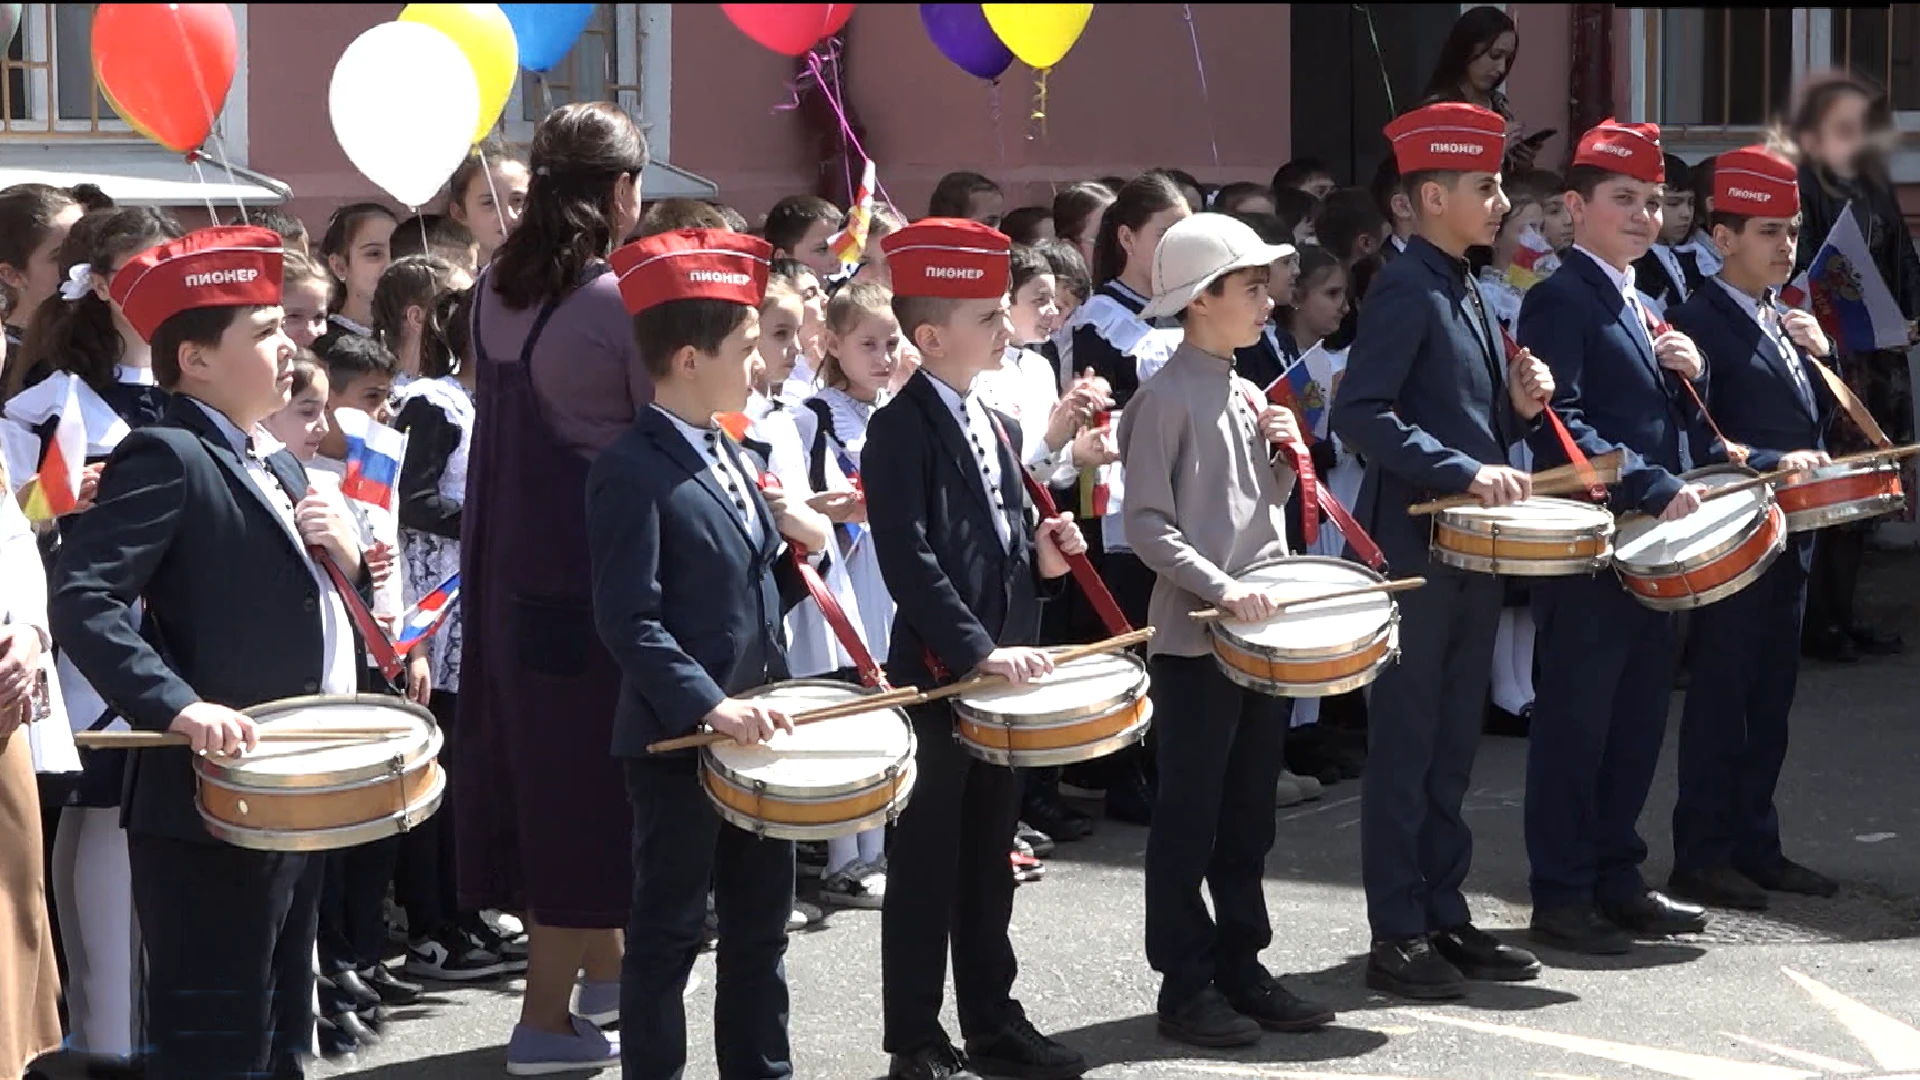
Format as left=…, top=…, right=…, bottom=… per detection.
left=1139, top=212, right=1297, bottom=321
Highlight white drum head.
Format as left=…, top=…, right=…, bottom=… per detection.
left=1442, top=497, right=1614, bottom=533
left=206, top=698, right=434, bottom=786
left=1615, top=472, right=1765, bottom=570
left=957, top=653, right=1146, bottom=719
left=710, top=682, right=911, bottom=792
left=1222, top=559, right=1391, bottom=650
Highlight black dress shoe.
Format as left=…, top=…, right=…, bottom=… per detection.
left=964, top=1013, right=1086, bottom=1079
left=1744, top=858, right=1840, bottom=898
left=1104, top=769, right=1153, bottom=826
left=1364, top=936, right=1466, bottom=999
left=317, top=1016, right=359, bottom=1060
left=1484, top=701, right=1532, bottom=739
left=360, top=962, right=424, bottom=1005
left=1156, top=986, right=1261, bottom=1047
left=1433, top=923, right=1541, bottom=981
left=1529, top=905, right=1632, bottom=955
left=1022, top=797, right=1093, bottom=843
left=331, top=968, right=384, bottom=1012
left=80, top=1054, right=148, bottom=1080
left=331, top=1009, right=381, bottom=1046
left=1223, top=973, right=1336, bottom=1031
left=890, top=1042, right=980, bottom=1080
left=1803, top=629, right=1860, bottom=663
left=1850, top=625, right=1903, bottom=655
left=1600, top=890, right=1708, bottom=936
left=1668, top=865, right=1769, bottom=911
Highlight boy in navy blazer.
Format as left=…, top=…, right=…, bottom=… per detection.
left=862, top=219, right=1088, bottom=1080
left=50, top=227, right=368, bottom=1080
left=1666, top=148, right=1842, bottom=911
left=585, top=228, right=831, bottom=1080
left=1331, top=102, right=1553, bottom=1001
left=1518, top=120, right=1715, bottom=955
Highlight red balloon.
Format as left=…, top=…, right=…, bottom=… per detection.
left=92, top=4, right=237, bottom=153
left=720, top=4, right=856, bottom=56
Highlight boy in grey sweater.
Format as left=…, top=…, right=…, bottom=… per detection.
left=1118, top=213, right=1335, bottom=1048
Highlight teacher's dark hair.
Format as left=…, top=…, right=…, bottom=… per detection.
left=1420, top=5, right=1518, bottom=105
left=491, top=102, right=649, bottom=311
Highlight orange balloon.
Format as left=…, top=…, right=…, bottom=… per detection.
left=92, top=4, right=237, bottom=153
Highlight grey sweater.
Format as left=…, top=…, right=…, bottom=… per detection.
left=1117, top=343, right=1295, bottom=658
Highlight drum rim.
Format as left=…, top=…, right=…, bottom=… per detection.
left=1784, top=492, right=1906, bottom=532
left=199, top=766, right=445, bottom=852
left=705, top=735, right=917, bottom=800
left=1779, top=458, right=1903, bottom=486
left=1212, top=555, right=1394, bottom=658
left=1433, top=548, right=1613, bottom=575
left=1615, top=467, right=1777, bottom=576
left=1212, top=639, right=1397, bottom=697
left=1433, top=497, right=1617, bottom=538
left=195, top=726, right=442, bottom=791
left=961, top=709, right=1152, bottom=768
left=949, top=653, right=1148, bottom=727
left=244, top=693, right=438, bottom=725
left=708, top=774, right=915, bottom=841
left=1628, top=506, right=1787, bottom=609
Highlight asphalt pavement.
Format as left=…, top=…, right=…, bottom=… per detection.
left=309, top=551, right=1920, bottom=1080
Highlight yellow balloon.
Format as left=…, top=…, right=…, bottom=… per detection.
left=398, top=3, right=518, bottom=145
left=982, top=3, right=1093, bottom=70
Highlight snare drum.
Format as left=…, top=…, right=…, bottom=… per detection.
left=952, top=653, right=1151, bottom=767
left=1208, top=556, right=1399, bottom=698
left=196, top=695, right=443, bottom=852
left=1612, top=465, right=1787, bottom=611
left=701, top=681, right=915, bottom=841
left=1772, top=457, right=1906, bottom=532
left=1432, top=498, right=1616, bottom=576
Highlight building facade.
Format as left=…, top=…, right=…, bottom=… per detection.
left=2, top=4, right=1914, bottom=229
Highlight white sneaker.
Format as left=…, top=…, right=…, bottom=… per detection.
left=819, top=859, right=887, bottom=909
left=1286, top=768, right=1324, bottom=801
left=1275, top=771, right=1305, bottom=808
left=786, top=899, right=824, bottom=931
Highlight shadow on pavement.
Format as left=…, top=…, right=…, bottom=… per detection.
left=1054, top=1011, right=1391, bottom=1072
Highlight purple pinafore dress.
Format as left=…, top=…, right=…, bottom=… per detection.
left=454, top=265, right=631, bottom=927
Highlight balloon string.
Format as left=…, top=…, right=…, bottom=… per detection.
left=476, top=148, right=507, bottom=253
left=989, top=80, right=1005, bottom=168
left=537, top=72, right=554, bottom=119
left=1028, top=68, right=1049, bottom=141
left=804, top=47, right=898, bottom=217
left=187, top=156, right=218, bottom=221
left=1181, top=4, right=1221, bottom=168
left=169, top=3, right=245, bottom=220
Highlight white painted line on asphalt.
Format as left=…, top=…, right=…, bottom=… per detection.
left=1404, top=1010, right=1819, bottom=1080
left=1855, top=832, right=1898, bottom=842
left=1722, top=1031, right=1868, bottom=1073
left=1783, top=966, right=1920, bottom=1068
left=1280, top=795, right=1360, bottom=822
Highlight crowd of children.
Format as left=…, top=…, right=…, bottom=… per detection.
left=0, top=61, right=1915, bottom=1080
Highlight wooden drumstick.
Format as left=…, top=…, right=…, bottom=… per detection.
left=918, top=627, right=1158, bottom=704
left=1188, top=577, right=1427, bottom=623
left=646, top=684, right=931, bottom=754
left=75, top=727, right=414, bottom=749
left=1407, top=451, right=1626, bottom=516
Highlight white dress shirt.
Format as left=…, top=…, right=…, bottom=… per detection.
left=190, top=399, right=359, bottom=696
left=653, top=404, right=765, bottom=546
left=927, top=373, right=1014, bottom=552
left=1712, top=277, right=1817, bottom=411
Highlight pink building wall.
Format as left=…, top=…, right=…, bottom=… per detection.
left=1506, top=3, right=1573, bottom=172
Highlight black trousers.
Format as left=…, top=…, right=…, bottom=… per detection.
left=395, top=690, right=461, bottom=938
left=622, top=756, right=793, bottom=1080
left=1143, top=655, right=1289, bottom=1012
left=129, top=832, right=321, bottom=1080
left=318, top=835, right=399, bottom=991
left=881, top=702, right=1022, bottom=1054
left=1803, top=522, right=1866, bottom=641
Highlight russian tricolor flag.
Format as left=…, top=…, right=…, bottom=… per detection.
left=1779, top=204, right=1910, bottom=355
left=334, top=407, right=406, bottom=513
left=394, top=571, right=460, bottom=653
left=1266, top=343, right=1336, bottom=443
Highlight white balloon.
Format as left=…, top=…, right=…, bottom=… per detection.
left=329, top=22, right=481, bottom=208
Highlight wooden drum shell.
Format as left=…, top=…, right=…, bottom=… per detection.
left=702, top=757, right=916, bottom=842
left=1208, top=555, right=1400, bottom=698
left=952, top=655, right=1152, bottom=768
left=1613, top=467, right=1789, bottom=611
left=1774, top=462, right=1906, bottom=533
left=1430, top=499, right=1616, bottom=577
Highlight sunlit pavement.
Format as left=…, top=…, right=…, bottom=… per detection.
left=310, top=552, right=1920, bottom=1079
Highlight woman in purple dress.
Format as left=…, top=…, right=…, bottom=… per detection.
left=457, top=102, right=648, bottom=1076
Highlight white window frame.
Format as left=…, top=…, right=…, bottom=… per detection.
left=501, top=2, right=669, bottom=158
left=2, top=3, right=249, bottom=162
left=1631, top=6, right=1917, bottom=175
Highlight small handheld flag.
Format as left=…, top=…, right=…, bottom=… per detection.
left=1780, top=204, right=1909, bottom=354
left=828, top=158, right=879, bottom=269
left=1266, top=344, right=1335, bottom=443
left=334, top=408, right=406, bottom=513
left=1505, top=226, right=1559, bottom=292
left=22, top=378, right=87, bottom=523
left=394, top=571, right=460, bottom=654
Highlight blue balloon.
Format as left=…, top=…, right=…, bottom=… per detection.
left=500, top=3, right=596, bottom=74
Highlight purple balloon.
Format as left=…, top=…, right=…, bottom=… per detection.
left=919, top=4, right=1015, bottom=81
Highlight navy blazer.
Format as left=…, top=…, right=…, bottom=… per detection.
left=1633, top=247, right=1705, bottom=314
left=1331, top=235, right=1533, bottom=572
left=586, top=406, right=804, bottom=757
left=1668, top=280, right=1834, bottom=472
left=1518, top=247, right=1717, bottom=515
left=50, top=396, right=360, bottom=843
left=863, top=369, right=1047, bottom=689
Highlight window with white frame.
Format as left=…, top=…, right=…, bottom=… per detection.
left=1635, top=7, right=1919, bottom=131
left=2, top=3, right=245, bottom=145
left=500, top=3, right=672, bottom=159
